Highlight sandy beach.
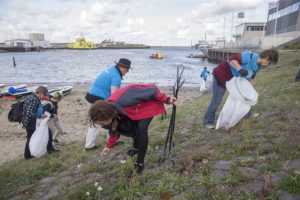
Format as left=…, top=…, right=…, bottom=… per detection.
left=0, top=84, right=201, bottom=165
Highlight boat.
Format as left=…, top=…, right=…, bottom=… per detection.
left=150, top=53, right=163, bottom=59
left=187, top=53, right=207, bottom=58
left=1, top=85, right=72, bottom=100
left=48, top=86, right=73, bottom=96
left=0, top=84, right=28, bottom=95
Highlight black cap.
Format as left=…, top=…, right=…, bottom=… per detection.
left=115, top=58, right=131, bottom=69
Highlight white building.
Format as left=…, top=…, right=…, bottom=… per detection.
left=215, top=37, right=226, bottom=48
left=29, top=33, right=50, bottom=47
left=4, top=39, right=32, bottom=47
left=233, top=22, right=265, bottom=48
left=262, top=0, right=300, bottom=48
left=29, top=33, right=45, bottom=41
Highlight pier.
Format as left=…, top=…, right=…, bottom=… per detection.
left=198, top=48, right=240, bottom=63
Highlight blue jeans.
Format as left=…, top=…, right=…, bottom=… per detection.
left=204, top=76, right=226, bottom=125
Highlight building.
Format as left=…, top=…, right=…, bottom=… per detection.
left=262, top=0, right=300, bottom=48
left=233, top=22, right=265, bottom=48
left=215, top=37, right=226, bottom=48
left=4, top=39, right=32, bottom=47
left=29, top=33, right=50, bottom=48
left=29, top=33, right=45, bottom=41
left=98, top=39, right=125, bottom=47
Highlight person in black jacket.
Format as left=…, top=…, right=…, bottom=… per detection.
left=42, top=95, right=60, bottom=153
left=44, top=92, right=65, bottom=143
left=89, top=84, right=177, bottom=173
left=22, top=86, right=49, bottom=159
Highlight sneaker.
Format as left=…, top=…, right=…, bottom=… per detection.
left=134, top=163, right=144, bottom=174
left=85, top=145, right=99, bottom=151
left=127, top=149, right=138, bottom=157
left=48, top=149, right=60, bottom=154
left=115, top=141, right=125, bottom=146
left=205, top=124, right=215, bottom=129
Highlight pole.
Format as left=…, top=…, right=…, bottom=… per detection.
left=272, top=1, right=279, bottom=47
left=13, top=57, right=16, bottom=67
left=261, top=0, right=269, bottom=50
left=223, top=17, right=226, bottom=48
left=231, top=12, right=234, bottom=43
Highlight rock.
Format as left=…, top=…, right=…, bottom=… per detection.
left=59, top=176, right=73, bottom=183
left=40, top=177, right=56, bottom=184
left=254, top=163, right=269, bottom=171
left=272, top=136, right=286, bottom=144
left=198, top=144, right=213, bottom=152
left=279, top=190, right=300, bottom=200
left=213, top=160, right=233, bottom=171
left=270, top=172, right=288, bottom=184
left=188, top=185, right=207, bottom=195
left=236, top=156, right=256, bottom=166
left=286, top=159, right=300, bottom=170
left=8, top=195, right=23, bottom=200
left=210, top=170, right=231, bottom=180
left=215, top=184, right=232, bottom=193
left=257, top=142, right=273, bottom=151
left=237, top=167, right=260, bottom=178
left=41, top=186, right=59, bottom=200
left=264, top=153, right=279, bottom=160
left=238, top=180, right=263, bottom=193
left=141, top=195, right=153, bottom=200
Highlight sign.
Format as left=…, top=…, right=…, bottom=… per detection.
left=268, top=1, right=278, bottom=10
left=238, top=12, right=245, bottom=18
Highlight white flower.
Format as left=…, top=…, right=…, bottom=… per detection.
left=86, top=191, right=90, bottom=196
left=95, top=182, right=99, bottom=187
left=97, top=186, right=103, bottom=191
left=202, top=159, right=208, bottom=164
left=77, top=164, right=81, bottom=169
left=155, top=146, right=159, bottom=150
left=120, top=160, right=126, bottom=164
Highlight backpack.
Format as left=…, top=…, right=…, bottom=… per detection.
left=8, top=101, right=24, bottom=123
left=42, top=101, right=54, bottom=112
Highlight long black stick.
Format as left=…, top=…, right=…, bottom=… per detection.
left=164, top=65, right=185, bottom=163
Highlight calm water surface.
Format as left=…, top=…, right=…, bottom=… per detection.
left=0, top=47, right=215, bottom=87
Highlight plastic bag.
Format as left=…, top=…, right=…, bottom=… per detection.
left=216, top=77, right=258, bottom=130
left=199, top=79, right=206, bottom=92
left=29, top=113, right=50, bottom=158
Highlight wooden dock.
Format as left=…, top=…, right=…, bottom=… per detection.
left=207, top=48, right=239, bottom=63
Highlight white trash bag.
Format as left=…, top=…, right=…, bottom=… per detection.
left=216, top=77, right=258, bottom=130
left=29, top=112, right=50, bottom=158
left=199, top=79, right=206, bottom=92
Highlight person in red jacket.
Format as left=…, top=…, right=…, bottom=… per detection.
left=89, top=84, right=177, bottom=173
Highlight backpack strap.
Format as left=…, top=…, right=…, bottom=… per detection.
left=42, top=101, right=54, bottom=111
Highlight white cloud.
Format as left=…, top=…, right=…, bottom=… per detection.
left=0, top=0, right=267, bottom=45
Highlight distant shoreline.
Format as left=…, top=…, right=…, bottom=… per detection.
left=0, top=46, right=151, bottom=53
left=0, top=45, right=197, bottom=53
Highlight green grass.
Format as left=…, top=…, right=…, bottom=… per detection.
left=277, top=175, right=300, bottom=195
left=0, top=50, right=300, bottom=199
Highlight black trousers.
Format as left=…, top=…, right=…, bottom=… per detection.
left=24, top=118, right=55, bottom=159
left=133, top=118, right=153, bottom=164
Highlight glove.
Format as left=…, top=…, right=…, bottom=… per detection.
left=238, top=68, right=248, bottom=77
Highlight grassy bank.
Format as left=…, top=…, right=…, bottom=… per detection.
left=0, top=50, right=299, bottom=200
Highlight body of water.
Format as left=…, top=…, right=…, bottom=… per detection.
left=0, top=47, right=216, bottom=86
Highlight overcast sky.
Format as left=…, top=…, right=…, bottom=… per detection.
left=0, top=0, right=270, bottom=46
